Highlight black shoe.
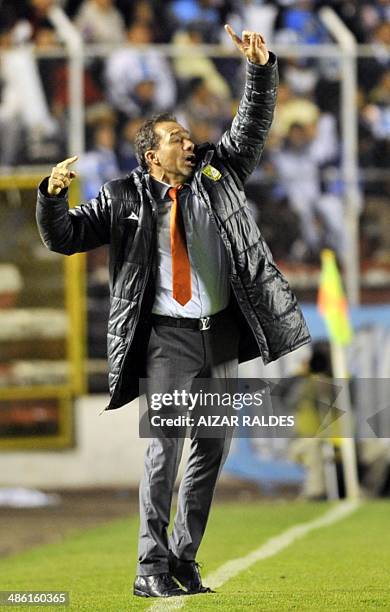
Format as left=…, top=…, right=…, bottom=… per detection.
left=133, top=573, right=187, bottom=598
left=169, top=552, right=215, bottom=594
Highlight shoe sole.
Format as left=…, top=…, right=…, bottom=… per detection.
left=172, top=577, right=215, bottom=595
left=133, top=588, right=186, bottom=598
left=185, top=589, right=215, bottom=595
left=133, top=588, right=150, bottom=598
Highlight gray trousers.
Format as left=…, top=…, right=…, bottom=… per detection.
left=137, top=309, right=239, bottom=575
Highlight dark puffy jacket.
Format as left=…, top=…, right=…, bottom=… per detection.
left=36, top=54, right=311, bottom=411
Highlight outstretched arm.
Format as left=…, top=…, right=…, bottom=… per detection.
left=216, top=25, right=278, bottom=184
left=36, top=156, right=111, bottom=255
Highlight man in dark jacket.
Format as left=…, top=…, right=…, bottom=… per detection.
left=36, top=25, right=310, bottom=598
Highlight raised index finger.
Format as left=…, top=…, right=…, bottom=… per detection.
left=57, top=155, right=79, bottom=168
left=224, top=24, right=244, bottom=51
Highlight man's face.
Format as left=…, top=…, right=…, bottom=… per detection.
left=288, top=125, right=308, bottom=149
left=151, top=122, right=196, bottom=181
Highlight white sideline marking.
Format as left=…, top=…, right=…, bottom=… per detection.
left=148, top=500, right=361, bottom=612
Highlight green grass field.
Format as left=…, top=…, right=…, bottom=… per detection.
left=0, top=500, right=389, bottom=611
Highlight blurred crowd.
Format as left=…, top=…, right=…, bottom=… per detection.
left=0, top=0, right=389, bottom=263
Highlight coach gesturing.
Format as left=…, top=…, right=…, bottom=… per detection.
left=36, top=25, right=310, bottom=598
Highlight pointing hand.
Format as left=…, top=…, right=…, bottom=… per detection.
left=48, top=156, right=78, bottom=196
left=224, top=24, right=269, bottom=66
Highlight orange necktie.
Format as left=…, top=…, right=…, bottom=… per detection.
left=168, top=185, right=192, bottom=306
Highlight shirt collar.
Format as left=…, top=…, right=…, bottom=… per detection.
left=148, top=174, right=192, bottom=202
left=148, top=175, right=172, bottom=201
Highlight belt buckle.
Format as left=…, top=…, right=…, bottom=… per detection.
left=199, top=316, right=211, bottom=331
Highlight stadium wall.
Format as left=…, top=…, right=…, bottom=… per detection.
left=0, top=396, right=171, bottom=489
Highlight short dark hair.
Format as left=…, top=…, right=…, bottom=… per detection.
left=134, top=112, right=178, bottom=170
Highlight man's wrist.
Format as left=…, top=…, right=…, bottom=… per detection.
left=247, top=52, right=276, bottom=68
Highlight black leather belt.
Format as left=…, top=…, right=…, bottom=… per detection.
left=151, top=308, right=229, bottom=331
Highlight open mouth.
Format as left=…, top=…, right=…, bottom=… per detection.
left=183, top=154, right=196, bottom=167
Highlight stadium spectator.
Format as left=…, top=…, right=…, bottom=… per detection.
left=25, top=0, right=57, bottom=39
left=359, top=76, right=390, bottom=197
left=121, top=0, right=174, bottom=43
left=0, top=29, right=23, bottom=166
left=126, top=0, right=156, bottom=28
left=369, top=69, right=390, bottom=108
left=105, top=22, right=177, bottom=121
left=117, top=117, right=144, bottom=172
left=359, top=22, right=390, bottom=93
left=32, top=24, right=105, bottom=138
left=287, top=343, right=336, bottom=501
left=330, top=0, right=390, bottom=43
left=283, top=57, right=319, bottom=96
left=0, top=23, right=59, bottom=165
left=78, top=120, right=120, bottom=200
left=359, top=438, right=390, bottom=497
left=172, top=24, right=231, bottom=98
left=0, top=0, right=68, bottom=48
left=270, top=122, right=344, bottom=261
left=33, top=25, right=64, bottom=110
left=278, top=0, right=328, bottom=45
left=186, top=117, right=220, bottom=145
left=176, top=76, right=231, bottom=139
left=223, top=0, right=278, bottom=45
left=270, top=80, right=320, bottom=144
left=168, top=0, right=222, bottom=41
left=75, top=0, right=126, bottom=44
left=362, top=84, right=390, bottom=144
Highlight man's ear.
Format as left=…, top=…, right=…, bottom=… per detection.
left=145, top=150, right=160, bottom=166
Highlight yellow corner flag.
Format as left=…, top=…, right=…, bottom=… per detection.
left=317, top=249, right=353, bottom=345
